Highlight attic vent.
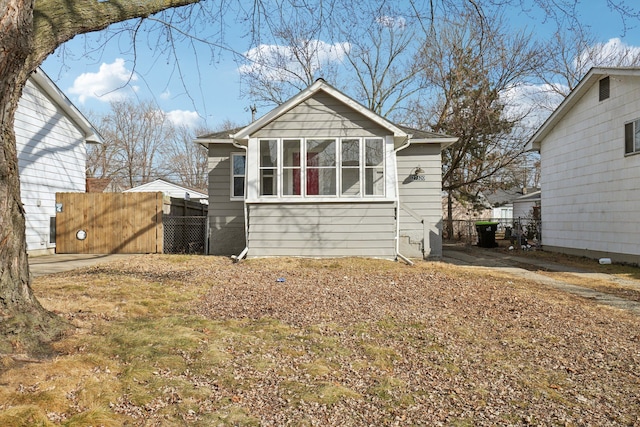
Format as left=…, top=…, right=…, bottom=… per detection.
left=599, top=76, right=610, bottom=101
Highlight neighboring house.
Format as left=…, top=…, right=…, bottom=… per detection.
left=124, top=178, right=208, bottom=216
left=513, top=190, right=541, bottom=221
left=526, top=67, right=640, bottom=263
left=16, top=68, right=102, bottom=256
left=196, top=79, right=457, bottom=260
left=124, top=178, right=208, bottom=203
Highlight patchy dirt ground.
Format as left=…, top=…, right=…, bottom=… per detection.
left=2, top=254, right=639, bottom=426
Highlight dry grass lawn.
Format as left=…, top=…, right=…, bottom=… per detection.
left=0, top=255, right=638, bottom=426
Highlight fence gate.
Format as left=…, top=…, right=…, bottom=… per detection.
left=163, top=216, right=208, bottom=254
left=55, top=192, right=163, bottom=254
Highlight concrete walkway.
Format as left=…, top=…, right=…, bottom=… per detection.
left=442, top=245, right=640, bottom=315
left=29, top=254, right=133, bottom=277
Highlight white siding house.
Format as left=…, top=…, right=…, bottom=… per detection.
left=197, top=79, right=456, bottom=260
left=16, top=69, right=101, bottom=256
left=526, top=67, right=640, bottom=263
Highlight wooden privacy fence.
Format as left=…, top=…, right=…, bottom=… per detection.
left=55, top=192, right=163, bottom=254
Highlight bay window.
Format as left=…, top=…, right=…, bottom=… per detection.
left=257, top=137, right=385, bottom=198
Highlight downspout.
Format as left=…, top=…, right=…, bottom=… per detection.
left=394, top=138, right=414, bottom=266
left=231, top=140, right=249, bottom=263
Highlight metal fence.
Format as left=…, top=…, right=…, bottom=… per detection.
left=163, top=216, right=208, bottom=254
left=444, top=217, right=542, bottom=247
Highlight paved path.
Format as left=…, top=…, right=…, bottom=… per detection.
left=442, top=246, right=640, bottom=315
left=29, top=254, right=133, bottom=277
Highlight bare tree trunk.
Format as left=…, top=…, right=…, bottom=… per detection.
left=0, top=0, right=69, bottom=356
left=446, top=191, right=453, bottom=241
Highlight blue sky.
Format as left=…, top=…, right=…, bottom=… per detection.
left=41, top=1, right=640, bottom=131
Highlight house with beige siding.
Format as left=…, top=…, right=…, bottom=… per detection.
left=196, top=79, right=456, bottom=261
left=526, top=67, right=640, bottom=264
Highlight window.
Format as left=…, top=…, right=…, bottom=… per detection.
left=257, top=137, right=385, bottom=198
left=625, top=119, right=640, bottom=155
left=259, top=139, right=278, bottom=196
left=282, top=139, right=301, bottom=196
left=599, top=77, right=610, bottom=101
left=364, top=138, right=384, bottom=195
left=231, top=153, right=246, bottom=198
left=306, top=139, right=336, bottom=196
left=341, top=139, right=360, bottom=196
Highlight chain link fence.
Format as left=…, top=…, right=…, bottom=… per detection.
left=444, top=218, right=542, bottom=247
left=163, top=216, right=208, bottom=254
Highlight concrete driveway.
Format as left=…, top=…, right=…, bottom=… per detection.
left=443, top=244, right=640, bottom=315
left=29, top=254, right=134, bottom=277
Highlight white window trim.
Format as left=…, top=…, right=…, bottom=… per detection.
left=230, top=152, right=246, bottom=200
left=246, top=136, right=396, bottom=203
left=625, top=118, right=640, bottom=156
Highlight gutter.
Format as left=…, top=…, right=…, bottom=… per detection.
left=231, top=140, right=249, bottom=263
left=393, top=138, right=414, bottom=266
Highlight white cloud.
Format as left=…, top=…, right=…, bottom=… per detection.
left=576, top=38, right=640, bottom=69
left=239, top=40, right=350, bottom=82
left=376, top=15, right=406, bottom=30
left=166, top=109, right=202, bottom=128
left=68, top=58, right=139, bottom=104
left=501, top=83, right=567, bottom=130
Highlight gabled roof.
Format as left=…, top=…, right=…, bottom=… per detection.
left=29, top=68, right=103, bottom=144
left=526, top=67, right=640, bottom=151
left=123, top=178, right=208, bottom=200
left=195, top=80, right=457, bottom=149
left=232, top=79, right=408, bottom=143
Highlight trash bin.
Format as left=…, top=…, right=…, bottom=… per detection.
left=504, top=226, right=512, bottom=240
left=475, top=221, right=499, bottom=248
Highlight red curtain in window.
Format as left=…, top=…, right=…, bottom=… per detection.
left=306, top=152, right=319, bottom=195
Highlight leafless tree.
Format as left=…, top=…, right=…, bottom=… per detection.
left=238, top=0, right=343, bottom=107
left=94, top=99, right=173, bottom=189
left=409, top=9, right=545, bottom=237
left=162, top=125, right=209, bottom=192
left=339, top=3, right=424, bottom=118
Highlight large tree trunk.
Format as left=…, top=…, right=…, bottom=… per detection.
left=1, top=0, right=201, bottom=356
left=0, top=0, right=69, bottom=356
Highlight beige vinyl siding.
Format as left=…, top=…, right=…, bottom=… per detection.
left=207, top=144, right=245, bottom=255
left=396, top=144, right=443, bottom=258
left=247, top=202, right=396, bottom=258
left=254, top=92, right=388, bottom=138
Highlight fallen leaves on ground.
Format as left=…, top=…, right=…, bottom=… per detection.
left=1, top=255, right=638, bottom=426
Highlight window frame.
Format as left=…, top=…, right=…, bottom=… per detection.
left=255, top=137, right=387, bottom=201
left=625, top=119, right=640, bottom=155
left=230, top=152, right=247, bottom=200
left=599, top=76, right=610, bottom=101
